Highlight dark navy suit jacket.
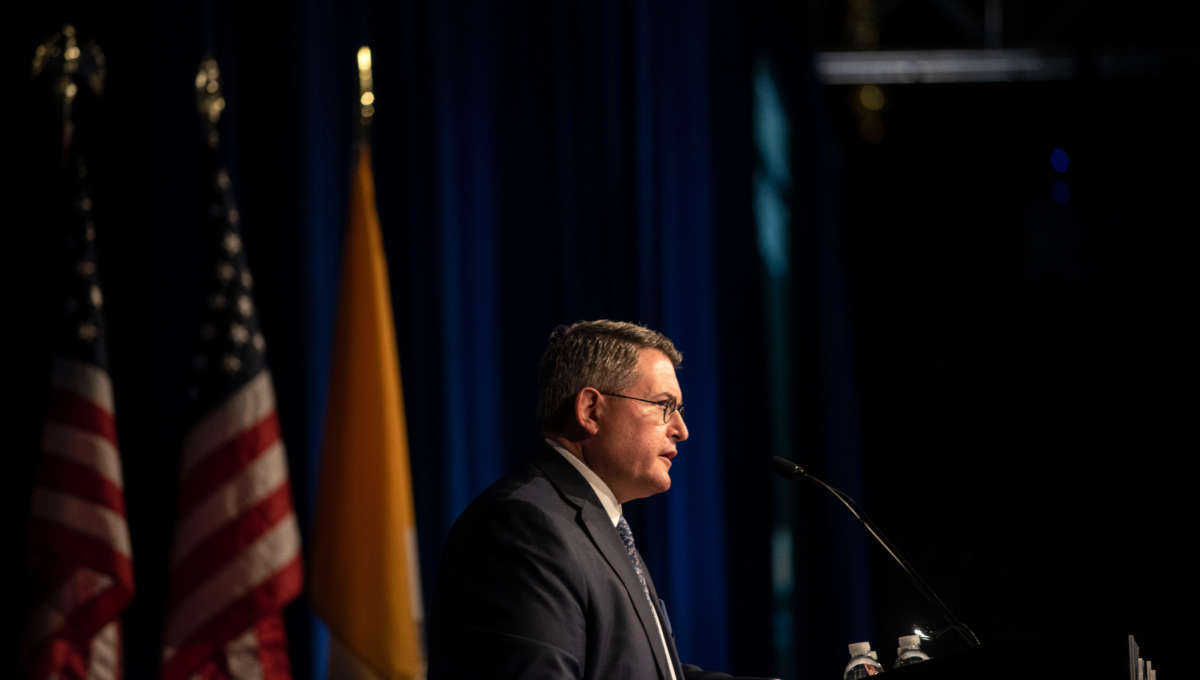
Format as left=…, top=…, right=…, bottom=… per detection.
left=429, top=443, right=728, bottom=679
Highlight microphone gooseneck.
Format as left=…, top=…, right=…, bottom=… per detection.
left=771, top=456, right=982, bottom=649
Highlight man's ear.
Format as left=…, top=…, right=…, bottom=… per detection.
left=574, top=387, right=603, bottom=436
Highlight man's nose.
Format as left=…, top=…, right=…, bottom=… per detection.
left=670, top=412, right=689, bottom=442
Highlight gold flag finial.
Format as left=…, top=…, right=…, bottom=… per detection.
left=357, top=46, right=375, bottom=125
left=195, top=56, right=226, bottom=147
left=33, top=25, right=107, bottom=148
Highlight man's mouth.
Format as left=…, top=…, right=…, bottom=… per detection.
left=660, top=451, right=677, bottom=466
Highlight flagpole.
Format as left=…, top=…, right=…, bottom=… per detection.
left=25, top=24, right=134, bottom=680
left=312, top=42, right=429, bottom=679
left=161, top=53, right=304, bottom=680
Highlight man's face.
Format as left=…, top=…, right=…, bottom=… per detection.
left=584, top=348, right=690, bottom=504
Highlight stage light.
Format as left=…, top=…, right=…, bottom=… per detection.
left=1051, top=147, right=1069, bottom=173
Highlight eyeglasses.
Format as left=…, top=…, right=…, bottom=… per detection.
left=600, top=392, right=685, bottom=424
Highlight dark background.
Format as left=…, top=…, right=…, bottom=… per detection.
left=7, top=1, right=1195, bottom=679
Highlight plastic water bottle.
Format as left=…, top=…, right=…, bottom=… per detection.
left=843, top=641, right=885, bottom=679
left=894, top=634, right=931, bottom=668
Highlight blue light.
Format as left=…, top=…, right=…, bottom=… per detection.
left=1052, top=179, right=1070, bottom=205
left=753, top=59, right=791, bottom=279
left=1051, top=148, right=1070, bottom=173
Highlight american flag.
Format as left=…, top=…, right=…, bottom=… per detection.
left=161, top=138, right=302, bottom=679
left=24, top=149, right=134, bottom=679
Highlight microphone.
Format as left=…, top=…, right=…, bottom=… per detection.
left=771, top=456, right=982, bottom=649
left=770, top=456, right=805, bottom=480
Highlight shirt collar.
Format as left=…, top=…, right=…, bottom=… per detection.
left=545, top=437, right=622, bottom=527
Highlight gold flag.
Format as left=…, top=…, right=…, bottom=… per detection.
left=312, top=143, right=424, bottom=680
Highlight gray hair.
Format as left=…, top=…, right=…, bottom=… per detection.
left=537, top=319, right=682, bottom=433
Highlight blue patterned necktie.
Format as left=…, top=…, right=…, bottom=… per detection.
left=616, top=515, right=655, bottom=610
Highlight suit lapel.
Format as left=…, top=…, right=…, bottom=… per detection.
left=534, top=446, right=675, bottom=680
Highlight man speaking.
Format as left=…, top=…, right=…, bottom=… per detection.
left=429, top=320, right=733, bottom=679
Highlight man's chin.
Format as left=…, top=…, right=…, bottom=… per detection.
left=630, top=476, right=671, bottom=502
left=653, top=470, right=672, bottom=494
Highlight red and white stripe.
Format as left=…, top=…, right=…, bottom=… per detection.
left=163, top=371, right=302, bottom=680
left=26, top=358, right=134, bottom=680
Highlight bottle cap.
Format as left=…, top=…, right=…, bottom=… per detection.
left=898, top=634, right=921, bottom=650
left=848, top=642, right=872, bottom=658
